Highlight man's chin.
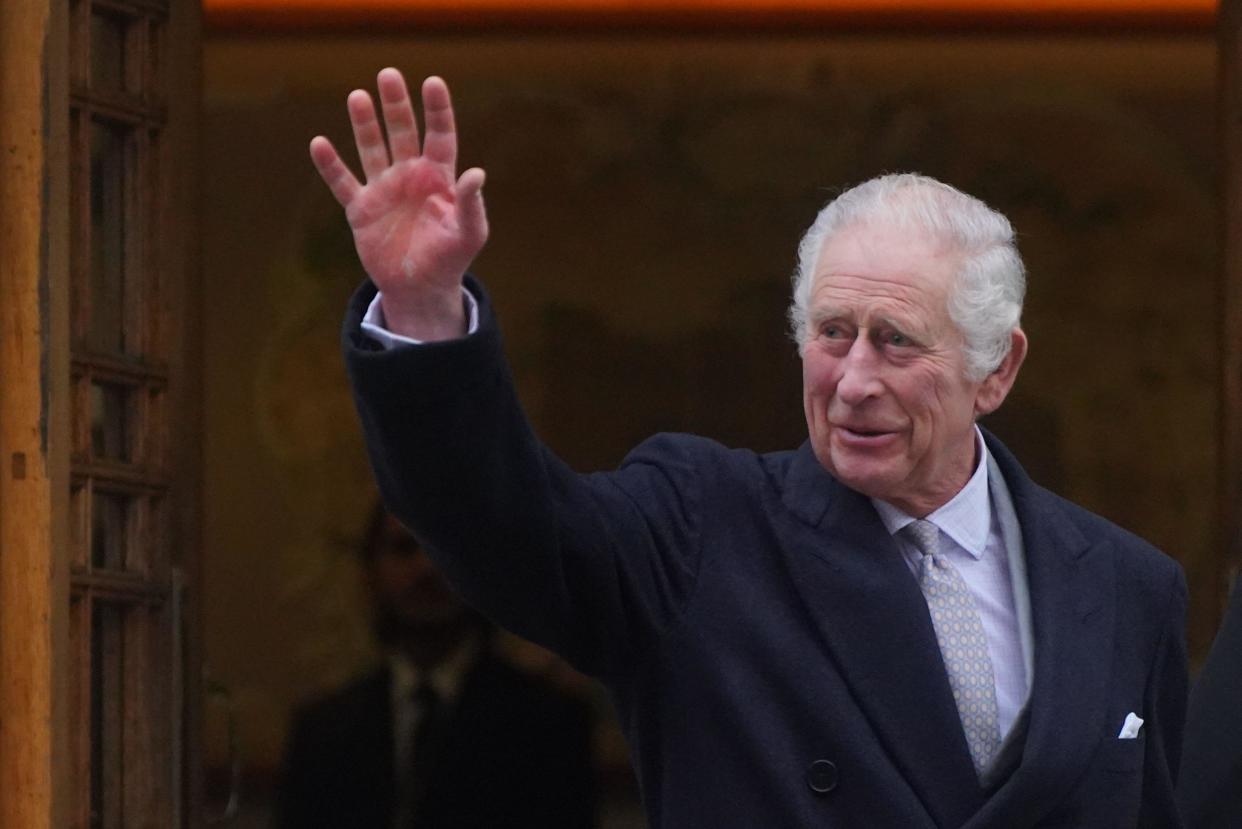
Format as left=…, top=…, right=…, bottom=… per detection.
left=811, top=439, right=903, bottom=494
left=825, top=458, right=902, bottom=501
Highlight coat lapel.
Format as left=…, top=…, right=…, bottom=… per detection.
left=962, top=434, right=1116, bottom=828
left=774, top=443, right=985, bottom=828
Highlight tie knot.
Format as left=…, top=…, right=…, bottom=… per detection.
left=902, top=519, right=940, bottom=559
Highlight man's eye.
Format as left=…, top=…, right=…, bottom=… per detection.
left=886, top=331, right=911, bottom=347
left=822, top=324, right=846, bottom=339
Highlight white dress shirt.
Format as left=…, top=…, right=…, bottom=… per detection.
left=871, top=430, right=1030, bottom=739
left=362, top=289, right=479, bottom=348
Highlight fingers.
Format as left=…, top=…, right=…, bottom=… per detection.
left=324, top=71, right=460, bottom=197
left=455, top=167, right=489, bottom=245
left=309, top=136, right=361, bottom=207
left=348, top=89, right=391, bottom=182
left=420, top=76, right=458, bottom=173
left=377, top=67, right=421, bottom=163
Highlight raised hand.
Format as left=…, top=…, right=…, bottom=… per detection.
left=310, top=69, right=488, bottom=341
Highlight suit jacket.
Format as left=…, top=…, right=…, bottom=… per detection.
left=344, top=276, right=1188, bottom=828
left=1178, top=576, right=1242, bottom=827
left=275, top=650, right=596, bottom=828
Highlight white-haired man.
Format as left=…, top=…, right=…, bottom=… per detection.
left=317, top=69, right=1187, bottom=828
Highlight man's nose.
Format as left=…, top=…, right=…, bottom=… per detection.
left=835, top=337, right=882, bottom=405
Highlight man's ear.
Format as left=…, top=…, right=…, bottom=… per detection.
left=975, top=328, right=1028, bottom=417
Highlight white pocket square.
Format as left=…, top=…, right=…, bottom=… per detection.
left=1117, top=712, right=1144, bottom=739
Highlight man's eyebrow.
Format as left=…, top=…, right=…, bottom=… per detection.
left=873, top=314, right=914, bottom=332
left=808, top=306, right=850, bottom=325
left=809, top=307, right=924, bottom=334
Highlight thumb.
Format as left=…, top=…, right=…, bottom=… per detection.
left=455, top=167, right=489, bottom=245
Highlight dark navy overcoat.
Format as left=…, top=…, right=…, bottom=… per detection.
left=345, top=277, right=1186, bottom=828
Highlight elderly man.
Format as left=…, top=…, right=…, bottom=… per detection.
left=314, top=69, right=1187, bottom=827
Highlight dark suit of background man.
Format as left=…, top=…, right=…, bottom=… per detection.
left=310, top=68, right=1189, bottom=827
left=275, top=507, right=597, bottom=828
left=1179, top=574, right=1242, bottom=827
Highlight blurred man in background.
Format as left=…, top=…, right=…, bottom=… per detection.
left=1179, top=575, right=1242, bottom=827
left=275, top=506, right=597, bottom=828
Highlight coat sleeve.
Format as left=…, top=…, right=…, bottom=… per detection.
left=343, top=276, right=705, bottom=678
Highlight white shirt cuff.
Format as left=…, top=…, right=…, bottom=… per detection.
left=360, top=287, right=480, bottom=349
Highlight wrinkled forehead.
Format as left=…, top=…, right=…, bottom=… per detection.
left=811, top=221, right=962, bottom=307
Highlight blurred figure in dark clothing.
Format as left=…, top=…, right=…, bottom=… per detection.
left=276, top=506, right=598, bottom=829
left=1179, top=575, right=1242, bottom=829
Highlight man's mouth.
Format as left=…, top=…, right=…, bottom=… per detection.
left=832, top=424, right=901, bottom=447
left=835, top=424, right=893, bottom=437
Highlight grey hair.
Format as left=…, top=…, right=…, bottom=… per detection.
left=788, top=173, right=1025, bottom=382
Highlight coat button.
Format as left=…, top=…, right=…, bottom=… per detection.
left=806, top=759, right=838, bottom=794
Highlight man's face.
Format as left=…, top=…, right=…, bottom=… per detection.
left=800, top=221, right=1021, bottom=516
left=369, top=516, right=470, bottom=630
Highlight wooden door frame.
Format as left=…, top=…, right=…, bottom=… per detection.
left=166, top=0, right=207, bottom=821
left=0, top=1, right=72, bottom=826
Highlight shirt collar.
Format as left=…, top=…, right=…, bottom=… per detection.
left=870, top=426, right=992, bottom=560
left=387, top=634, right=481, bottom=707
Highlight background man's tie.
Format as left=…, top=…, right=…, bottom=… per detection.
left=902, top=519, right=1001, bottom=776
left=408, top=681, right=448, bottom=825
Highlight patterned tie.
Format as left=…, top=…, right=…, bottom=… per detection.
left=902, top=519, right=1001, bottom=776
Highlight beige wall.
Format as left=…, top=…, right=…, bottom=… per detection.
left=203, top=31, right=1217, bottom=775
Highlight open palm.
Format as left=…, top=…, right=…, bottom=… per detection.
left=310, top=70, right=487, bottom=340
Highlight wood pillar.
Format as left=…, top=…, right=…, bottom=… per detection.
left=0, top=1, right=69, bottom=826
